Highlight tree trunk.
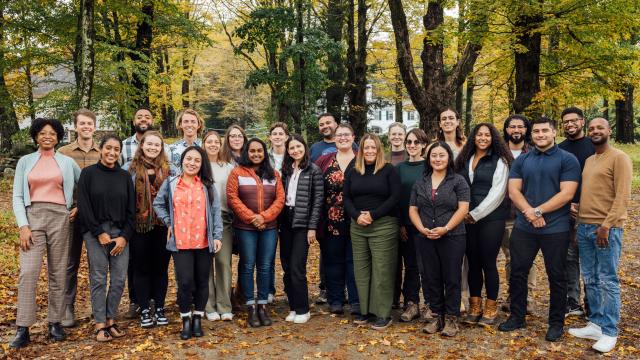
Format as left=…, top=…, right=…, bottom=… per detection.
left=157, top=49, right=175, bottom=135
left=131, top=2, right=153, bottom=110
left=0, top=4, right=18, bottom=151
left=395, top=70, right=403, bottom=123
left=25, top=61, right=36, bottom=121
left=465, top=76, right=474, bottom=133
left=296, top=0, right=305, bottom=133
left=346, top=0, right=368, bottom=138
left=76, top=0, right=95, bottom=109
left=603, top=98, right=609, bottom=120
left=181, top=50, right=190, bottom=108
left=512, top=2, right=542, bottom=117
left=615, top=85, right=634, bottom=143
left=325, top=0, right=346, bottom=122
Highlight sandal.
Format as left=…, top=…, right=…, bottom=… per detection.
left=106, top=324, right=126, bottom=338
left=95, top=328, right=112, bottom=342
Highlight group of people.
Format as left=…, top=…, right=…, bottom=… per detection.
left=9, top=106, right=631, bottom=354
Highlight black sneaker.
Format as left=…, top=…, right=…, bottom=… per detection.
left=371, top=317, right=392, bottom=330
left=155, top=307, right=169, bottom=326
left=498, top=316, right=526, bottom=332
left=330, top=303, right=344, bottom=315
left=315, top=289, right=328, bottom=304
left=545, top=325, right=564, bottom=342
left=140, top=308, right=154, bottom=328
left=565, top=298, right=584, bottom=317
left=353, top=313, right=373, bottom=325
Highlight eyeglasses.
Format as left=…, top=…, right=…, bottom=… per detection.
left=562, top=118, right=582, bottom=125
left=228, top=134, right=244, bottom=139
left=405, top=139, right=423, bottom=145
left=508, top=125, right=525, bottom=130
left=335, top=133, right=353, bottom=138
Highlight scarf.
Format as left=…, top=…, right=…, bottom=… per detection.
left=134, top=157, right=168, bottom=233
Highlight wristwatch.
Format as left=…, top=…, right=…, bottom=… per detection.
left=534, top=208, right=543, bottom=218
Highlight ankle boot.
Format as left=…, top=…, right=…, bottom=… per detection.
left=9, top=326, right=30, bottom=349
left=462, top=297, right=482, bottom=325
left=422, top=314, right=444, bottom=334
left=247, top=305, right=261, bottom=327
left=441, top=315, right=460, bottom=337
left=48, top=322, right=66, bottom=341
left=180, top=315, right=192, bottom=340
left=478, top=299, right=498, bottom=326
left=257, top=304, right=272, bottom=326
left=192, top=314, right=204, bottom=337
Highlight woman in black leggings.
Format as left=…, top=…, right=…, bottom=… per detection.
left=455, top=123, right=513, bottom=326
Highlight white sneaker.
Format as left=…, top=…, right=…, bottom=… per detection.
left=592, top=335, right=617, bottom=353
left=220, top=313, right=234, bottom=321
left=293, top=312, right=311, bottom=324
left=285, top=311, right=296, bottom=322
left=206, top=312, right=220, bottom=321
left=568, top=322, right=602, bottom=340
left=268, top=294, right=275, bottom=304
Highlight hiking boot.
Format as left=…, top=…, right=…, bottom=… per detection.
left=423, top=314, right=444, bottom=334
left=441, top=315, right=459, bottom=337
left=462, top=296, right=482, bottom=325
left=478, top=299, right=498, bottom=326
left=400, top=301, right=419, bottom=322
left=420, top=304, right=434, bottom=321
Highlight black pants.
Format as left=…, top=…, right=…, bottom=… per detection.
left=173, top=248, right=212, bottom=313
left=418, top=233, right=465, bottom=316
left=131, top=226, right=171, bottom=310
left=279, top=207, right=310, bottom=313
left=466, top=220, right=505, bottom=300
left=64, top=219, right=83, bottom=306
left=128, top=254, right=136, bottom=304
left=393, top=224, right=421, bottom=304
left=510, top=228, right=569, bottom=327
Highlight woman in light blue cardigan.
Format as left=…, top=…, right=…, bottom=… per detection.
left=10, top=118, right=80, bottom=349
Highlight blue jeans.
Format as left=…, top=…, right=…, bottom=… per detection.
left=577, top=223, right=622, bottom=337
left=236, top=228, right=278, bottom=305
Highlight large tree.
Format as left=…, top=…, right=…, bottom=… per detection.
left=0, top=3, right=18, bottom=151
left=74, top=0, right=95, bottom=109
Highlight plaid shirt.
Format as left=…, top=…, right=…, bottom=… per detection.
left=168, top=138, right=202, bottom=169
left=58, top=140, right=101, bottom=169
left=119, top=134, right=170, bottom=166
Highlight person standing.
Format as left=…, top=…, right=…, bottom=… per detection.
left=315, top=123, right=360, bottom=316
left=58, top=109, right=101, bottom=328
left=558, top=106, right=595, bottom=318
left=386, top=122, right=408, bottom=165
left=498, top=117, right=580, bottom=342
left=202, top=131, right=236, bottom=321
left=567, top=118, right=631, bottom=353
left=279, top=134, right=324, bottom=324
left=395, top=129, right=429, bottom=322
left=500, top=115, right=536, bottom=313
left=227, top=138, right=285, bottom=327
left=153, top=146, right=223, bottom=340
left=456, top=124, right=512, bottom=326
left=9, top=118, right=81, bottom=349
left=168, top=109, right=204, bottom=169
left=345, top=134, right=401, bottom=330
left=220, top=124, right=248, bottom=165
left=435, top=108, right=466, bottom=158
left=77, top=135, right=135, bottom=342
left=122, top=131, right=173, bottom=328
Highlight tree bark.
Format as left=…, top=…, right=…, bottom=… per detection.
left=464, top=75, right=474, bottom=133
left=0, top=4, right=18, bottom=151
left=615, top=85, right=634, bottom=143
left=395, top=70, right=403, bottom=123
left=325, top=0, right=346, bottom=122
left=157, top=49, right=175, bottom=135
left=603, top=97, right=609, bottom=120
left=76, top=0, right=95, bottom=109
left=512, top=2, right=542, bottom=117
left=131, top=2, right=153, bottom=110
left=346, top=0, right=368, bottom=138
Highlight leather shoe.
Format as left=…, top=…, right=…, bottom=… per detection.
left=545, top=325, right=564, bottom=342
left=257, top=304, right=272, bottom=326
left=180, top=316, right=192, bottom=340
left=192, top=314, right=204, bottom=337
left=9, top=326, right=30, bottom=349
left=498, top=316, right=526, bottom=332
left=48, top=322, right=66, bottom=341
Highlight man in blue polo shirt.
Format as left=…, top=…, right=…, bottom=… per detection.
left=498, top=116, right=580, bottom=342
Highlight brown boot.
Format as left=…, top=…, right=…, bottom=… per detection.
left=422, top=314, right=444, bottom=334
left=400, top=301, right=420, bottom=322
left=478, top=299, right=498, bottom=326
left=462, top=296, right=482, bottom=325
left=441, top=315, right=459, bottom=337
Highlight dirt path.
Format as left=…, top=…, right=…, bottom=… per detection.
left=1, top=193, right=639, bottom=359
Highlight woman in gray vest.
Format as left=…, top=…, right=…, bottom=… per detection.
left=455, top=123, right=513, bottom=326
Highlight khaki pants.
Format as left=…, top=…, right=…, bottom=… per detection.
left=501, top=220, right=537, bottom=298
left=206, top=212, right=234, bottom=314
left=17, top=203, right=70, bottom=327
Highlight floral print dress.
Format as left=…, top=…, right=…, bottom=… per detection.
left=324, top=157, right=350, bottom=237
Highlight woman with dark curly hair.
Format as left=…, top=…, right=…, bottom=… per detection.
left=455, top=123, right=513, bottom=326
left=10, top=118, right=81, bottom=349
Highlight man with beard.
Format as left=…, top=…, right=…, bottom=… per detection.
left=500, top=115, right=536, bottom=313
left=310, top=113, right=358, bottom=162
left=558, top=107, right=595, bottom=318
left=568, top=118, right=632, bottom=353
left=499, top=116, right=580, bottom=342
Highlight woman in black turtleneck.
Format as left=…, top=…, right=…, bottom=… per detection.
left=343, top=133, right=401, bottom=330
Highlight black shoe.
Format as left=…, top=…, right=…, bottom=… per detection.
left=330, top=303, right=344, bottom=315
left=247, top=305, right=261, bottom=327
left=180, top=316, right=192, bottom=340
left=9, top=327, right=30, bottom=349
left=257, top=304, right=272, bottom=326
left=192, top=314, right=204, bottom=337
left=154, top=307, right=169, bottom=326
left=545, top=325, right=564, bottom=342
left=565, top=298, right=584, bottom=317
left=315, top=289, right=327, bottom=304
left=350, top=303, right=361, bottom=315
left=353, top=313, right=374, bottom=325
left=498, top=316, right=526, bottom=332
left=48, top=322, right=66, bottom=341
left=371, top=317, right=392, bottom=330
left=140, top=308, right=154, bottom=328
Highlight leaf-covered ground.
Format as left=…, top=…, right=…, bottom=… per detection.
left=0, top=184, right=639, bottom=359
